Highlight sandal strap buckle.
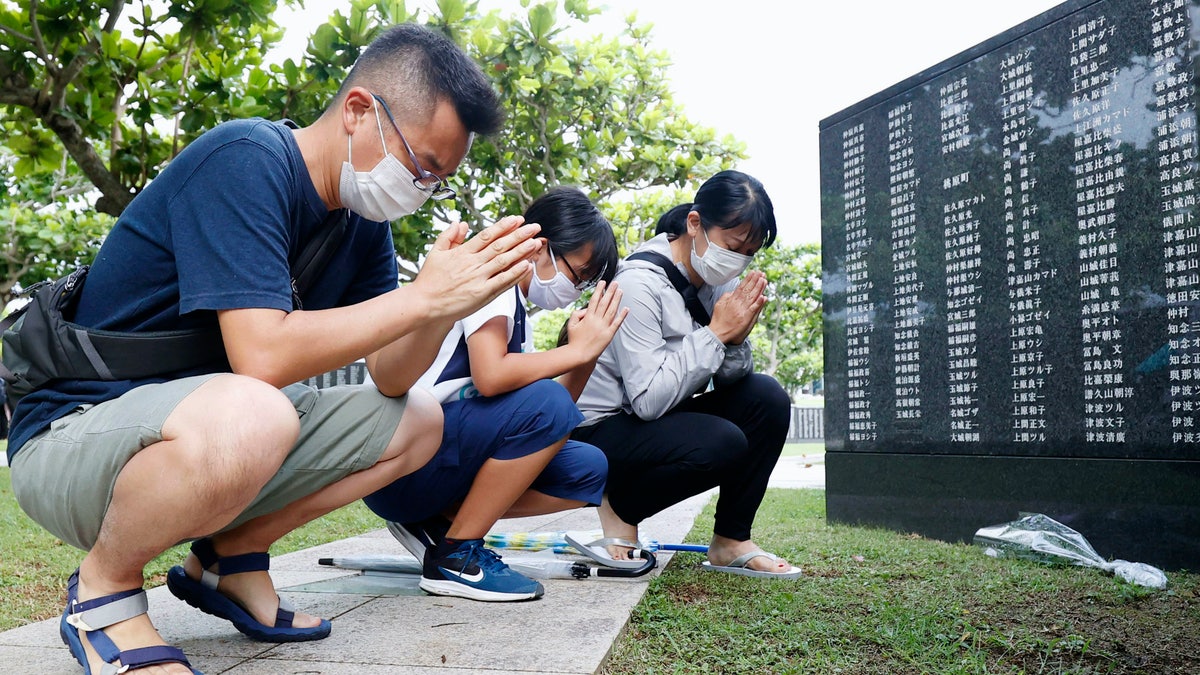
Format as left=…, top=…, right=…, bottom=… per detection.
left=66, top=590, right=149, bottom=632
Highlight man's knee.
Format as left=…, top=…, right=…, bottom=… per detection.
left=165, top=374, right=300, bottom=467
left=177, top=369, right=300, bottom=432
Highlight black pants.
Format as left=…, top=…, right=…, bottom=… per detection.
left=572, top=373, right=790, bottom=541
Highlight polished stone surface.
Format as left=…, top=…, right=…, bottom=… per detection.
left=821, top=0, right=1200, bottom=458
left=820, top=0, right=1200, bottom=569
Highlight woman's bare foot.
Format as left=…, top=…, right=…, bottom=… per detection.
left=74, top=570, right=194, bottom=675
left=707, top=534, right=795, bottom=574
left=182, top=552, right=323, bottom=629
left=597, top=495, right=640, bottom=561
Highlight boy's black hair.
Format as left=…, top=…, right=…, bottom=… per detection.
left=524, top=186, right=618, bottom=285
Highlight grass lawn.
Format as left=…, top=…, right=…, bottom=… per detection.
left=601, top=489, right=1200, bottom=675
left=782, top=441, right=824, bottom=458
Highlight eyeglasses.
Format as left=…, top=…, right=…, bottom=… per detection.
left=371, top=94, right=456, bottom=201
left=550, top=243, right=603, bottom=291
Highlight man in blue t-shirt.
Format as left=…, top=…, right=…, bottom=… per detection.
left=7, top=24, right=542, bottom=675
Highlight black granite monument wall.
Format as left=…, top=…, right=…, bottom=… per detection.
left=820, top=0, right=1200, bottom=571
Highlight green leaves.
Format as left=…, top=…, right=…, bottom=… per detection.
left=526, top=3, right=555, bottom=42
left=749, top=243, right=823, bottom=395
left=436, top=0, right=466, bottom=25
left=6, top=131, right=63, bottom=174
left=0, top=148, right=113, bottom=300
left=309, top=22, right=339, bottom=54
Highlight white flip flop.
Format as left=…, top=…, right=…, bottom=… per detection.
left=701, top=550, right=803, bottom=579
left=564, top=532, right=652, bottom=570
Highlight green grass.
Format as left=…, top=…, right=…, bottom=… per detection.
left=782, top=441, right=824, bottom=458
left=0, top=465, right=381, bottom=631
left=601, top=489, right=1200, bottom=675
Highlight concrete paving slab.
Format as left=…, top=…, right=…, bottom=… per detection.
left=0, top=644, right=77, bottom=675
left=222, top=661, right=567, bottom=675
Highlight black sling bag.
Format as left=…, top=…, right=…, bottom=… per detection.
left=626, top=251, right=711, bottom=326
left=0, top=208, right=348, bottom=411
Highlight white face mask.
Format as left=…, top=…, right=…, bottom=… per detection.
left=527, top=245, right=584, bottom=310
left=690, top=226, right=753, bottom=286
left=338, top=101, right=431, bottom=222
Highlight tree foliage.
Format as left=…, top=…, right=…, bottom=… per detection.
left=750, top=242, right=822, bottom=397
left=1, top=0, right=822, bottom=386
left=0, top=0, right=288, bottom=216
left=0, top=0, right=293, bottom=302
left=1, top=0, right=747, bottom=292
left=0, top=147, right=109, bottom=300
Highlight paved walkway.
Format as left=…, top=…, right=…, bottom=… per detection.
left=0, top=454, right=824, bottom=674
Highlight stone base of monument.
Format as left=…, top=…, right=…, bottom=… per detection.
left=826, top=452, right=1200, bottom=572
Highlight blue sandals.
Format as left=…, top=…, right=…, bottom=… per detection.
left=60, top=569, right=201, bottom=674
left=166, top=537, right=331, bottom=642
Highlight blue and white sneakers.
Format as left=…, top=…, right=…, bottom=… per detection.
left=420, top=539, right=544, bottom=602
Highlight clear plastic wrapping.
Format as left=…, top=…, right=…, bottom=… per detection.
left=973, top=513, right=1167, bottom=589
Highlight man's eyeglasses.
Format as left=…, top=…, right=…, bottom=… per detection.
left=372, top=94, right=456, bottom=201
left=551, top=244, right=604, bottom=291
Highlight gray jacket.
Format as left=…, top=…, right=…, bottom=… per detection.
left=577, top=234, right=754, bottom=425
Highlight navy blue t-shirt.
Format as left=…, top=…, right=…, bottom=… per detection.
left=7, top=118, right=400, bottom=461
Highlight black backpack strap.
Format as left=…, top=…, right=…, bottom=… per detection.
left=0, top=301, right=30, bottom=386
left=627, top=251, right=711, bottom=326
left=290, top=209, right=348, bottom=309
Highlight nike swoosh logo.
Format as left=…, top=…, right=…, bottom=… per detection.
left=440, top=566, right=485, bottom=583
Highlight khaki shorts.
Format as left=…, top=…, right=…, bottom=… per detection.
left=11, top=375, right=407, bottom=550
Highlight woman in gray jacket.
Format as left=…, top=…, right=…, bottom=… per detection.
left=571, top=171, right=801, bottom=578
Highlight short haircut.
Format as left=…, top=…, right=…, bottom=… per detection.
left=524, top=186, right=618, bottom=285
left=692, top=170, right=778, bottom=249
left=336, top=23, right=503, bottom=135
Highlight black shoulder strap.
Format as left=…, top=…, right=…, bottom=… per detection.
left=279, top=117, right=350, bottom=309
left=627, top=251, right=711, bottom=326
left=290, top=209, right=348, bottom=309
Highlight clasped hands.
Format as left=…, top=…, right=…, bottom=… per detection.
left=411, top=216, right=541, bottom=321
left=709, top=270, right=768, bottom=345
